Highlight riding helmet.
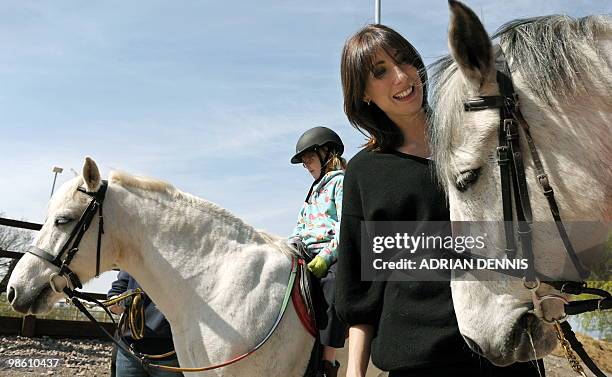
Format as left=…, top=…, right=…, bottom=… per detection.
left=290, top=127, right=344, bottom=164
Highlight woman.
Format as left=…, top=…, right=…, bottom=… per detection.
left=289, top=126, right=347, bottom=377
left=335, top=25, right=543, bottom=376
left=108, top=271, right=182, bottom=377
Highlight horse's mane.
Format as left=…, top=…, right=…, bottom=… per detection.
left=110, top=170, right=174, bottom=194
left=428, top=14, right=611, bottom=190
left=492, top=15, right=611, bottom=106
left=109, top=170, right=296, bottom=257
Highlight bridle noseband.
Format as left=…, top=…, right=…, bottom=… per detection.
left=27, top=180, right=107, bottom=292
left=462, top=46, right=610, bottom=377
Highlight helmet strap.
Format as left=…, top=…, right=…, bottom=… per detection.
left=304, top=147, right=332, bottom=202
left=315, top=147, right=332, bottom=180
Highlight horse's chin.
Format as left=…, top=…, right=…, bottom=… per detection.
left=508, top=313, right=558, bottom=363
left=463, top=312, right=558, bottom=366
left=11, top=285, right=61, bottom=315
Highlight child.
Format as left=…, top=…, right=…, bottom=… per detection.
left=289, top=126, right=347, bottom=377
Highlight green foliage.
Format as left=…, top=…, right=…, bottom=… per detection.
left=576, top=311, right=611, bottom=341
left=587, top=234, right=612, bottom=282
left=573, top=233, right=612, bottom=341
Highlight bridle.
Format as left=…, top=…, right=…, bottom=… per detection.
left=27, top=180, right=108, bottom=292
left=24, top=180, right=302, bottom=373
left=462, top=46, right=611, bottom=377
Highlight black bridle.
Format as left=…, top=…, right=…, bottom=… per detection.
left=462, top=46, right=610, bottom=377
left=27, top=180, right=107, bottom=291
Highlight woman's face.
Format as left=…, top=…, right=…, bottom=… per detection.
left=363, top=48, right=424, bottom=119
left=301, top=151, right=322, bottom=180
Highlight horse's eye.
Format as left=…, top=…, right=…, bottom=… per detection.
left=455, top=168, right=481, bottom=192
left=54, top=216, right=74, bottom=226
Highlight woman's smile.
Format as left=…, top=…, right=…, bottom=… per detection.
left=392, top=85, right=416, bottom=102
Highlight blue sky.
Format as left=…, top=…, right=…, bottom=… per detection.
left=1, top=0, right=609, bottom=292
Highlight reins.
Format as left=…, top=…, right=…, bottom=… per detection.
left=62, top=256, right=299, bottom=373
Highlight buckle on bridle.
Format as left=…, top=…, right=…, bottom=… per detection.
left=509, top=93, right=520, bottom=113
left=496, top=146, right=510, bottom=165
left=50, top=272, right=74, bottom=293
left=503, top=119, right=519, bottom=139
left=537, top=174, right=554, bottom=196
left=523, top=277, right=540, bottom=290
left=524, top=278, right=569, bottom=323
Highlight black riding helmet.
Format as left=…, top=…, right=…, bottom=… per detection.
left=290, top=126, right=344, bottom=164
left=292, top=127, right=344, bottom=202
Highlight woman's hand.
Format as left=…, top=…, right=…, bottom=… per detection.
left=346, top=324, right=374, bottom=377
left=109, top=303, right=124, bottom=315
left=107, top=295, right=125, bottom=315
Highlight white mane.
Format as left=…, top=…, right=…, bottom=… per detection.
left=108, top=170, right=296, bottom=257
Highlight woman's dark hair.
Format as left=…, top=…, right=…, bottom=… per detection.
left=341, top=24, right=428, bottom=151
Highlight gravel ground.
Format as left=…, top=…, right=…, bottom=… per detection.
left=0, top=334, right=609, bottom=376
left=0, top=335, right=112, bottom=376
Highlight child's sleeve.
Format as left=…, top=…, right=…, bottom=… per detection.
left=318, top=176, right=343, bottom=266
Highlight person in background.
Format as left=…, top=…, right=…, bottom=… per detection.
left=108, top=270, right=182, bottom=377
left=289, top=126, right=347, bottom=377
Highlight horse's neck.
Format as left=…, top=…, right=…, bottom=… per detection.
left=108, top=185, right=285, bottom=323
left=510, top=61, right=612, bottom=221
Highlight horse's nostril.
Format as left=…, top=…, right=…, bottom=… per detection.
left=7, top=286, right=16, bottom=304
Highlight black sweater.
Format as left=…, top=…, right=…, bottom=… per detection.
left=335, top=148, right=474, bottom=371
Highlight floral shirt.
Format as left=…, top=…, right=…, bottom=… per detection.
left=289, top=170, right=344, bottom=266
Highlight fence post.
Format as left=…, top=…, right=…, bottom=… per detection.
left=21, top=314, right=36, bottom=337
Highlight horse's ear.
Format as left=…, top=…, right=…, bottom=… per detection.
left=447, top=0, right=495, bottom=89
left=82, top=157, right=101, bottom=192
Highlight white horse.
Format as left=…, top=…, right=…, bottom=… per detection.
left=428, top=0, right=611, bottom=366
left=7, top=157, right=314, bottom=376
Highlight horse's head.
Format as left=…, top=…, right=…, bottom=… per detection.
left=430, top=0, right=611, bottom=366
left=7, top=157, right=116, bottom=314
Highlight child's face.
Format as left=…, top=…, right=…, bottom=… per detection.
left=301, top=151, right=322, bottom=180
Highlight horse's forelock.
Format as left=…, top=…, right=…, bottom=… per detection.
left=428, top=55, right=468, bottom=192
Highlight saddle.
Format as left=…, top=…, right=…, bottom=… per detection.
left=290, top=241, right=326, bottom=338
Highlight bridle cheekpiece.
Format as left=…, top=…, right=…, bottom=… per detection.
left=26, top=180, right=108, bottom=293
